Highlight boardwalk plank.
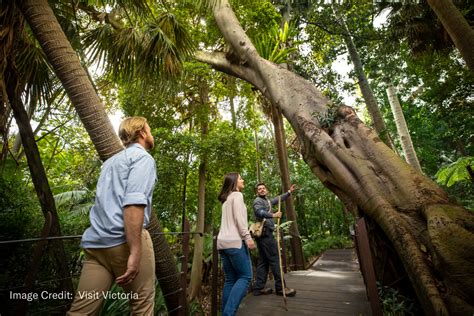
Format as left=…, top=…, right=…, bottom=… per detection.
left=236, top=248, right=371, bottom=316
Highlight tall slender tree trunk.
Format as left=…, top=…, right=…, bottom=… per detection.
left=386, top=84, right=421, bottom=172
left=188, top=82, right=209, bottom=300
left=335, top=8, right=395, bottom=150
left=181, top=120, right=193, bottom=232
left=194, top=1, right=474, bottom=314
left=18, top=0, right=183, bottom=312
left=270, top=104, right=304, bottom=270
left=12, top=86, right=64, bottom=156
left=227, top=76, right=237, bottom=129
left=427, top=0, right=474, bottom=72
left=254, top=128, right=262, bottom=183
left=273, top=2, right=304, bottom=270
left=6, top=63, right=73, bottom=297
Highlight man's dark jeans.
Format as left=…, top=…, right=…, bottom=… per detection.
left=254, top=229, right=284, bottom=292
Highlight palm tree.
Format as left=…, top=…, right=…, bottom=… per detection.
left=18, top=0, right=123, bottom=161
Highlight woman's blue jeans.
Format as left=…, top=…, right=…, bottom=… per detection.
left=219, top=242, right=252, bottom=316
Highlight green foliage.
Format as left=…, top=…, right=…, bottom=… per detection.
left=81, top=2, right=194, bottom=82
left=436, top=156, right=473, bottom=187
left=313, top=106, right=338, bottom=128
left=0, top=162, right=42, bottom=240
left=253, top=22, right=298, bottom=64
left=99, top=281, right=169, bottom=315
left=54, top=189, right=94, bottom=215
left=377, top=282, right=419, bottom=316
left=302, top=235, right=352, bottom=260
left=233, top=0, right=281, bottom=40
left=0, top=164, right=44, bottom=309
left=99, top=283, right=130, bottom=315
left=187, top=298, right=205, bottom=315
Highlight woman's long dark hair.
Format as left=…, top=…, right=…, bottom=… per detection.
left=218, top=172, right=239, bottom=203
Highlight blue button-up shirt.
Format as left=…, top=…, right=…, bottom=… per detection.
left=81, top=143, right=157, bottom=248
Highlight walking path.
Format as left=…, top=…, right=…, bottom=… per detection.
left=237, top=248, right=372, bottom=315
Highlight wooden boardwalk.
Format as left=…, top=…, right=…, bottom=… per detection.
left=237, top=248, right=371, bottom=316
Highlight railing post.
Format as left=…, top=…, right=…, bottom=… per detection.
left=211, top=230, right=219, bottom=316
left=354, top=217, right=383, bottom=316
left=179, top=218, right=190, bottom=316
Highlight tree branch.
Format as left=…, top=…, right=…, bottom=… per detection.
left=301, top=18, right=381, bottom=41
left=76, top=3, right=124, bottom=29
left=194, top=51, right=265, bottom=91
left=211, top=0, right=261, bottom=67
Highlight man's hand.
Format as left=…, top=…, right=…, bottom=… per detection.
left=273, top=211, right=282, bottom=218
left=116, top=253, right=140, bottom=285
left=246, top=238, right=256, bottom=250
left=289, top=184, right=296, bottom=193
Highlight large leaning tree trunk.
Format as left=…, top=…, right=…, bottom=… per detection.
left=195, top=0, right=474, bottom=315
left=18, top=0, right=183, bottom=313
left=426, top=0, right=474, bottom=73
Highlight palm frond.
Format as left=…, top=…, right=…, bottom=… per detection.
left=54, top=190, right=91, bottom=209
left=15, top=36, right=60, bottom=112
left=83, top=11, right=193, bottom=81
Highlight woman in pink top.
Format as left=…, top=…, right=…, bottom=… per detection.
left=217, top=172, right=256, bottom=316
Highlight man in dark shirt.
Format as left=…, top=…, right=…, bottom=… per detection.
left=252, top=183, right=296, bottom=297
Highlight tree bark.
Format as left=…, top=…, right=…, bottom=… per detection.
left=18, top=0, right=123, bottom=161
left=386, top=84, right=422, bottom=172
left=195, top=1, right=474, bottom=314
left=427, top=0, right=474, bottom=72
left=146, top=212, right=183, bottom=315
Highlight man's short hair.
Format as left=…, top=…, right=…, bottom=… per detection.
left=119, top=116, right=148, bottom=147
left=255, top=182, right=266, bottom=193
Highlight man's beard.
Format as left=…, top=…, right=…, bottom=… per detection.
left=145, top=138, right=154, bottom=150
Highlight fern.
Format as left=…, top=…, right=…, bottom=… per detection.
left=436, top=156, right=473, bottom=187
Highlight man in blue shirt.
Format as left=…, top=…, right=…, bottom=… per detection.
left=68, top=117, right=157, bottom=315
